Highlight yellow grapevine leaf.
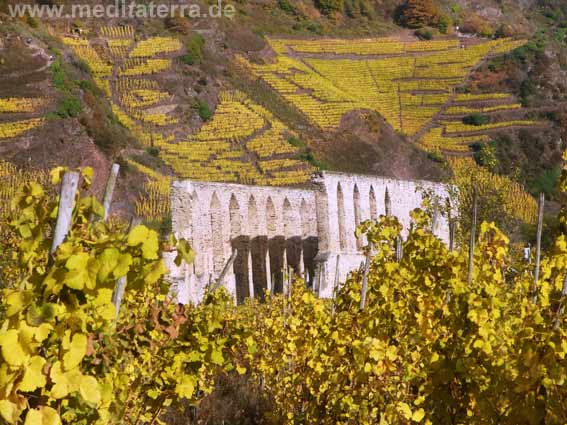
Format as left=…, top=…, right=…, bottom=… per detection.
left=23, top=406, right=61, bottom=425
left=18, top=356, right=46, bottom=392
left=398, top=402, right=413, bottom=420
left=79, top=375, right=101, bottom=406
left=141, top=231, right=159, bottom=260
left=0, top=400, right=21, bottom=425
left=127, top=225, right=149, bottom=247
left=114, top=253, right=133, bottom=278
left=63, top=333, right=87, bottom=370
left=5, top=291, right=31, bottom=317
left=97, top=248, right=119, bottom=281
left=0, top=330, right=27, bottom=366
left=175, top=375, right=196, bottom=400
left=66, top=252, right=90, bottom=271
left=412, top=408, right=425, bottom=422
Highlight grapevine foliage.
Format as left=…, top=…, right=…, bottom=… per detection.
left=233, top=210, right=567, bottom=424
left=0, top=169, right=235, bottom=425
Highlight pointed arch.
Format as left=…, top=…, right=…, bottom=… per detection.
left=337, top=183, right=347, bottom=251
left=300, top=198, right=310, bottom=238
left=210, top=193, right=223, bottom=274
left=248, top=195, right=258, bottom=236
left=283, top=198, right=293, bottom=239
left=229, top=194, right=241, bottom=238
left=266, top=197, right=276, bottom=237
left=353, top=184, right=362, bottom=250
left=369, top=186, right=377, bottom=221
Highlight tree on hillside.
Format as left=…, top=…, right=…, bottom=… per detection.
left=315, top=0, right=344, bottom=15
left=395, top=0, right=441, bottom=28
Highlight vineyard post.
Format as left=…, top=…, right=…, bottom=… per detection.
left=359, top=249, right=372, bottom=310
left=467, top=189, right=478, bottom=286
left=265, top=248, right=272, bottom=294
left=102, top=163, right=120, bottom=221
left=215, top=249, right=238, bottom=290
left=50, top=171, right=80, bottom=255
left=447, top=198, right=455, bottom=251
left=112, top=217, right=140, bottom=322
left=247, top=248, right=254, bottom=300
left=554, top=273, right=567, bottom=330
left=532, top=192, right=545, bottom=303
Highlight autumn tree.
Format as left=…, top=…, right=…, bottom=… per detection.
left=396, top=0, right=441, bottom=29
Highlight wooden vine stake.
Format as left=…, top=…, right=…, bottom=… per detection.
left=214, top=249, right=238, bottom=291
left=50, top=171, right=80, bottom=255
left=103, top=163, right=120, bottom=221
left=359, top=248, right=372, bottom=311
left=532, top=192, right=545, bottom=303
left=467, top=189, right=478, bottom=286
left=554, top=273, right=567, bottom=330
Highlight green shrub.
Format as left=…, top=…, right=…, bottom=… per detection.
left=196, top=99, right=212, bottom=121
left=314, top=0, right=344, bottom=15
left=530, top=166, right=561, bottom=199
left=415, top=28, right=433, bottom=40
left=147, top=147, right=160, bottom=157
left=180, top=33, right=205, bottom=66
left=473, top=141, right=498, bottom=171
left=463, top=113, right=490, bottom=126
left=27, top=16, right=39, bottom=28
left=277, top=0, right=296, bottom=15
left=438, top=14, right=451, bottom=33
left=56, top=95, right=82, bottom=118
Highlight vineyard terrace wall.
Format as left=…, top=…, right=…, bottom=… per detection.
left=167, top=172, right=451, bottom=304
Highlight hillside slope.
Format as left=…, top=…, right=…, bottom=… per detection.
left=0, top=0, right=565, bottom=230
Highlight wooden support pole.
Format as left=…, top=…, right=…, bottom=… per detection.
left=265, top=248, right=272, bottom=294
left=359, top=249, right=372, bottom=310
left=533, top=192, right=545, bottom=303
left=51, top=172, right=80, bottom=255
left=334, top=254, right=341, bottom=293
left=248, top=248, right=254, bottom=300
left=554, top=273, right=567, bottom=330
left=214, top=249, right=238, bottom=290
left=112, top=217, right=140, bottom=322
left=467, top=189, right=478, bottom=286
left=102, top=163, right=120, bottom=221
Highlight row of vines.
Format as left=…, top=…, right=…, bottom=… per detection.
left=1, top=165, right=567, bottom=424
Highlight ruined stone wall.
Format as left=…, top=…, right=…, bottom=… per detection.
left=168, top=172, right=450, bottom=304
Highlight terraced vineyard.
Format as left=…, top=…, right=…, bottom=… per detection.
left=59, top=30, right=543, bottom=222
left=62, top=27, right=313, bottom=200
left=160, top=90, right=313, bottom=186
left=237, top=37, right=530, bottom=136
left=235, top=36, right=545, bottom=222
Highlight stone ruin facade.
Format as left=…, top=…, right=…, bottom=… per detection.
left=167, top=172, right=451, bottom=304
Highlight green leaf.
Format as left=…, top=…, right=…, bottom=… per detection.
left=174, top=239, right=195, bottom=267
